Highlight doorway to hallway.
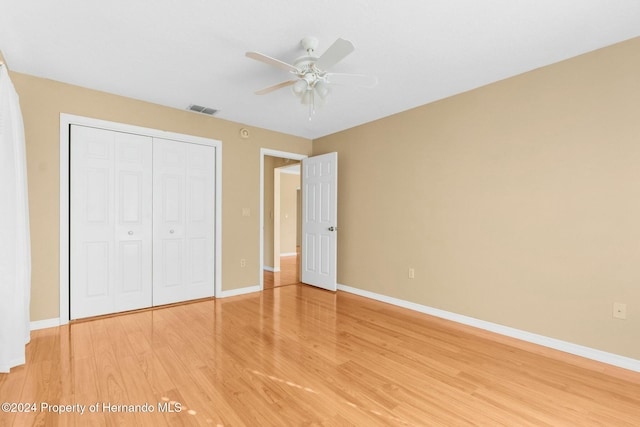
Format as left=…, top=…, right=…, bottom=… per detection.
left=260, top=149, right=306, bottom=290
left=263, top=249, right=300, bottom=289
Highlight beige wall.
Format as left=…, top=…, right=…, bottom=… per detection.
left=279, top=172, right=300, bottom=254
left=12, top=72, right=312, bottom=321
left=313, top=37, right=640, bottom=359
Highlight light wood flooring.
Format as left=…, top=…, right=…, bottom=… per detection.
left=1, top=285, right=640, bottom=426
left=263, top=252, right=300, bottom=289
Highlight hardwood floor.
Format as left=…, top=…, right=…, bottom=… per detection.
left=263, top=252, right=300, bottom=289
left=1, top=285, right=640, bottom=426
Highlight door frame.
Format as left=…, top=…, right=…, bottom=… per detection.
left=59, top=113, right=222, bottom=325
left=259, top=149, right=307, bottom=290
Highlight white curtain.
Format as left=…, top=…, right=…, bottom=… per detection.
left=0, top=64, right=31, bottom=373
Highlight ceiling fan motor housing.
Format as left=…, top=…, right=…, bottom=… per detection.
left=300, top=36, right=319, bottom=54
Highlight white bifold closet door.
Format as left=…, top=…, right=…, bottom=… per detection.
left=70, top=127, right=215, bottom=320
left=70, top=125, right=153, bottom=319
left=152, top=138, right=215, bottom=306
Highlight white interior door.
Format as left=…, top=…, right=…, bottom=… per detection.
left=301, top=152, right=338, bottom=291
left=70, top=126, right=152, bottom=319
left=153, top=138, right=215, bottom=305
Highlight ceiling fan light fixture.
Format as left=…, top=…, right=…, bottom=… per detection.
left=292, top=79, right=308, bottom=96
left=315, top=80, right=330, bottom=100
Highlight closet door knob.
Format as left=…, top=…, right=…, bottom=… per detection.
left=128, top=231, right=133, bottom=235
left=169, top=229, right=175, bottom=234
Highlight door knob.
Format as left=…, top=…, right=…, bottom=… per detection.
left=169, top=229, right=175, bottom=234
left=328, top=226, right=336, bottom=232
left=128, top=231, right=133, bottom=235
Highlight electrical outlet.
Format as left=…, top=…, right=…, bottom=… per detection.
left=240, top=259, right=246, bottom=268
left=408, top=268, right=415, bottom=279
left=613, top=302, right=627, bottom=319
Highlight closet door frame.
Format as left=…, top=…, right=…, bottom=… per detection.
left=59, top=113, right=222, bottom=325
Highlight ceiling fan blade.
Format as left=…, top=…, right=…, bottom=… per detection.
left=315, top=38, right=355, bottom=70
left=246, top=51, right=299, bottom=73
left=326, top=73, right=378, bottom=88
left=255, top=80, right=297, bottom=95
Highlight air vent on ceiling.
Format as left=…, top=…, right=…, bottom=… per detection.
left=187, top=104, right=218, bottom=115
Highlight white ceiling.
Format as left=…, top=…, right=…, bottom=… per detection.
left=1, top=1, right=639, bottom=139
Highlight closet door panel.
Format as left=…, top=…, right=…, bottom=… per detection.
left=113, top=132, right=153, bottom=313
left=153, top=138, right=215, bottom=305
left=161, top=239, right=184, bottom=287
left=71, top=126, right=116, bottom=319
left=71, top=126, right=153, bottom=319
left=153, top=139, right=186, bottom=305
left=185, top=143, right=215, bottom=299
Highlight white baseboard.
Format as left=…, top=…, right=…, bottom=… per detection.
left=280, top=252, right=298, bottom=257
left=263, top=266, right=280, bottom=272
left=337, top=284, right=640, bottom=373
left=219, top=285, right=261, bottom=298
left=30, top=318, right=61, bottom=331
left=29, top=287, right=261, bottom=328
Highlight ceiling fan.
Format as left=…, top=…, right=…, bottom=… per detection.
left=246, top=36, right=378, bottom=119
